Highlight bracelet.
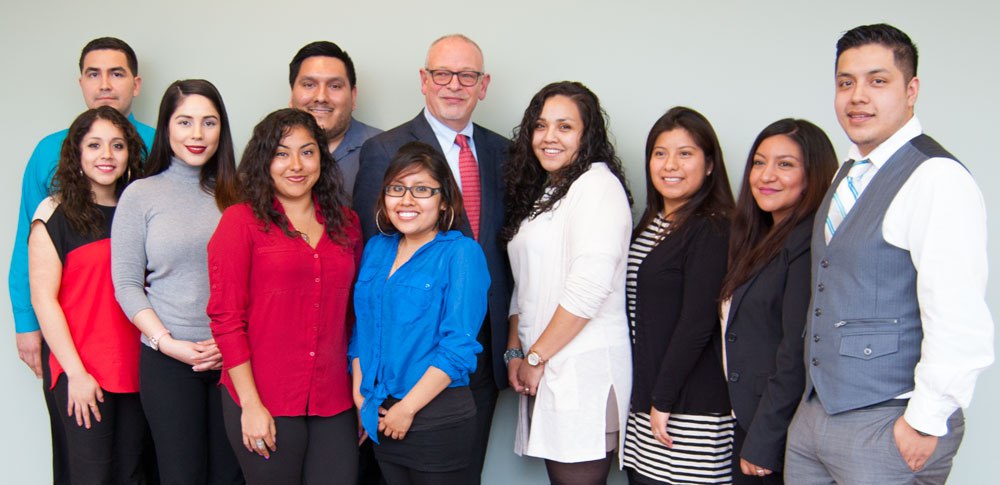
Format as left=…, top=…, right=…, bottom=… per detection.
left=503, top=347, right=524, bottom=366
left=149, top=329, right=171, bottom=352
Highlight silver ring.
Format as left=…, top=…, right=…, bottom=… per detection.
left=255, top=439, right=265, bottom=450
left=756, top=469, right=764, bottom=476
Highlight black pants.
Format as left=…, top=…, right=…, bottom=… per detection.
left=377, top=461, right=466, bottom=485
left=139, top=345, right=242, bottom=485
left=221, top=390, right=358, bottom=484
left=464, top=319, right=499, bottom=485
left=52, top=375, right=147, bottom=484
left=41, top=342, right=71, bottom=485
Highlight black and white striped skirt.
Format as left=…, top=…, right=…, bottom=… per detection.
left=622, top=411, right=735, bottom=484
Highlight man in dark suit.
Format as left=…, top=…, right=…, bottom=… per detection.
left=353, top=34, right=510, bottom=484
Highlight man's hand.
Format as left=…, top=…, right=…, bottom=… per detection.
left=16, top=331, right=43, bottom=378
left=894, top=416, right=938, bottom=472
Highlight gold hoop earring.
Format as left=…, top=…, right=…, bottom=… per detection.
left=444, top=207, right=455, bottom=232
left=375, top=209, right=390, bottom=236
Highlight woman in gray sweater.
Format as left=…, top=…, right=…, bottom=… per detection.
left=111, top=79, right=242, bottom=485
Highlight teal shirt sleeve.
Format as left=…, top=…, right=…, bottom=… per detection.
left=9, top=131, right=65, bottom=333
left=9, top=115, right=154, bottom=333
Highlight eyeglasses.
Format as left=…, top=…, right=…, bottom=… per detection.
left=384, top=184, right=442, bottom=198
left=425, top=69, right=484, bottom=87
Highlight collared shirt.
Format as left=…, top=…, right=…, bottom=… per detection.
left=842, top=116, right=993, bottom=436
left=422, top=108, right=477, bottom=192
left=208, top=202, right=362, bottom=417
left=333, top=117, right=382, bottom=199
left=348, top=230, right=489, bottom=443
left=10, top=113, right=155, bottom=333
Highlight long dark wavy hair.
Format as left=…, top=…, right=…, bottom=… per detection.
left=632, top=106, right=734, bottom=241
left=51, top=106, right=145, bottom=237
left=143, top=79, right=239, bottom=210
left=501, top=81, right=632, bottom=242
left=238, top=108, right=353, bottom=246
left=720, top=118, right=838, bottom=299
left=374, top=141, right=464, bottom=235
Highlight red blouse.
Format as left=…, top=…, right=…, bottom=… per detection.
left=208, top=202, right=362, bottom=417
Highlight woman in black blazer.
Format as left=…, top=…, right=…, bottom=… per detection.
left=621, top=107, right=736, bottom=485
left=719, top=119, right=838, bottom=484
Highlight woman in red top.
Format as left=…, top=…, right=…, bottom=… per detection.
left=208, top=108, right=362, bottom=484
left=28, top=106, right=147, bottom=483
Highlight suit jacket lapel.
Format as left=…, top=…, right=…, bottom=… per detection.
left=727, top=269, right=764, bottom=330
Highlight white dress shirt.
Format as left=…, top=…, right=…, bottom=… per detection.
left=422, top=108, right=477, bottom=192
left=841, top=116, right=994, bottom=436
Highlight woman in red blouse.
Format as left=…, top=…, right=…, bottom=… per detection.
left=208, top=109, right=362, bottom=483
left=29, top=106, right=147, bottom=482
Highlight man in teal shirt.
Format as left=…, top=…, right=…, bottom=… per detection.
left=8, top=36, right=154, bottom=485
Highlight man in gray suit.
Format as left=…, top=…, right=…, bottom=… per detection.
left=353, top=34, right=510, bottom=484
left=785, top=24, right=993, bottom=483
left=289, top=41, right=381, bottom=197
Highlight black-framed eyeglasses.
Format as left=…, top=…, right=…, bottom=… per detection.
left=384, top=184, right=442, bottom=198
left=425, top=69, right=484, bottom=87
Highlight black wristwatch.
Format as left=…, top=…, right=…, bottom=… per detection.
left=503, top=348, right=524, bottom=366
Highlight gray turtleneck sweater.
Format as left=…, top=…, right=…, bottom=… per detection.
left=112, top=157, right=221, bottom=345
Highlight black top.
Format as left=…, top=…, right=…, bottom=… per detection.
left=630, top=214, right=731, bottom=415
left=722, top=218, right=812, bottom=471
left=45, top=204, right=115, bottom=264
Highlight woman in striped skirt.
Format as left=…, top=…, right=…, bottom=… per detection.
left=622, top=107, right=736, bottom=484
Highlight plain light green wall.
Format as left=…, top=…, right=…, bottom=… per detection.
left=1, top=1, right=996, bottom=483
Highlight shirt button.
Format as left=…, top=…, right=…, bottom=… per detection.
left=309, top=352, right=315, bottom=357
left=315, top=278, right=320, bottom=283
left=314, top=303, right=320, bottom=308
left=313, top=254, right=319, bottom=259
left=812, top=358, right=819, bottom=366
left=814, top=308, right=822, bottom=317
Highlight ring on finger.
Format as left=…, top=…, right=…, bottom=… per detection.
left=255, top=439, right=265, bottom=450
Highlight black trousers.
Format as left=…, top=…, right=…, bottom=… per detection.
left=221, top=390, right=358, bottom=484
left=139, top=345, right=243, bottom=485
left=41, top=342, right=71, bottom=485
left=52, top=374, right=147, bottom=484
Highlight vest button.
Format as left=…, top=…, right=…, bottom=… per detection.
left=863, top=347, right=873, bottom=356
left=728, top=372, right=740, bottom=382
left=812, top=358, right=819, bottom=366
left=727, top=334, right=737, bottom=342
left=820, top=260, right=830, bottom=268
left=814, top=308, right=822, bottom=317
left=817, top=283, right=825, bottom=292
left=813, top=334, right=820, bottom=342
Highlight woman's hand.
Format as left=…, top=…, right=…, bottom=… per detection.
left=649, top=407, right=673, bottom=448
left=516, top=361, right=544, bottom=396
left=378, top=403, right=415, bottom=441
left=191, top=339, right=222, bottom=371
left=507, top=358, right=527, bottom=395
left=66, top=372, right=104, bottom=428
left=740, top=458, right=773, bottom=477
left=159, top=337, right=222, bottom=371
left=241, top=403, right=277, bottom=459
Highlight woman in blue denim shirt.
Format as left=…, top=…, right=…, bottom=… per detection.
left=349, top=141, right=490, bottom=484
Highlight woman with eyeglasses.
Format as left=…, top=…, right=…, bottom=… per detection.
left=349, top=141, right=490, bottom=485
left=207, top=109, right=362, bottom=483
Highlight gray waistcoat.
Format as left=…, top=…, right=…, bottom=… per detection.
left=804, top=134, right=958, bottom=415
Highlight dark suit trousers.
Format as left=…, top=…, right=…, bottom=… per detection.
left=465, top=315, right=499, bottom=485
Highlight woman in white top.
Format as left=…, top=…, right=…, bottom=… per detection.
left=503, top=81, right=633, bottom=485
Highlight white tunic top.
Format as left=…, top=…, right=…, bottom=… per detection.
left=508, top=162, right=633, bottom=463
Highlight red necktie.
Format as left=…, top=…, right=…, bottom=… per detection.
left=455, top=134, right=481, bottom=240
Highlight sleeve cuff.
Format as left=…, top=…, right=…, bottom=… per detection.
left=904, top=393, right=959, bottom=437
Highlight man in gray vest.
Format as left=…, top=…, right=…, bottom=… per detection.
left=784, top=24, right=993, bottom=483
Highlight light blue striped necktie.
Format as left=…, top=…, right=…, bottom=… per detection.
left=825, top=159, right=874, bottom=242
